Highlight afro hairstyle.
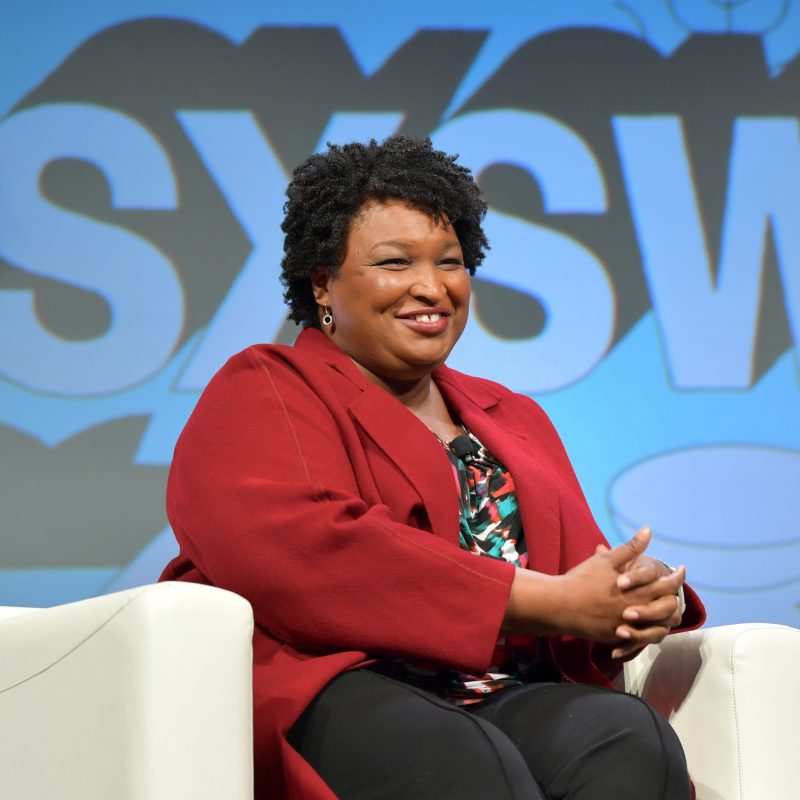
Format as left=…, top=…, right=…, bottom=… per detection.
left=280, top=135, right=489, bottom=328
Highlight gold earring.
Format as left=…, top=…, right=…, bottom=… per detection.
left=322, top=305, right=333, bottom=326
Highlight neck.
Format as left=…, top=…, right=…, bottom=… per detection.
left=353, top=361, right=436, bottom=411
left=350, top=357, right=462, bottom=439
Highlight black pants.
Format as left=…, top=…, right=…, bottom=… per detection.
left=287, top=669, right=690, bottom=799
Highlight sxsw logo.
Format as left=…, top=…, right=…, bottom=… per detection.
left=0, top=22, right=797, bottom=612
left=1, top=22, right=797, bottom=397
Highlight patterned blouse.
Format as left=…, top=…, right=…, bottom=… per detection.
left=370, top=428, right=559, bottom=705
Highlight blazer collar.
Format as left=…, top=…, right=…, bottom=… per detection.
left=433, top=365, right=505, bottom=411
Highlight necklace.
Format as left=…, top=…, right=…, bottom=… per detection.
left=428, top=424, right=469, bottom=451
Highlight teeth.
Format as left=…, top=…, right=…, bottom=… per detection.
left=413, top=313, right=441, bottom=322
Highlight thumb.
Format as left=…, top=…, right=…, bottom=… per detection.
left=606, top=526, right=651, bottom=567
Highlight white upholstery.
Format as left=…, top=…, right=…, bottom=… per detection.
left=1, top=584, right=796, bottom=800
left=622, top=623, right=800, bottom=800
left=0, top=582, right=254, bottom=800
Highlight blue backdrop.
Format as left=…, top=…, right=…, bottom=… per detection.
left=1, top=0, right=798, bottom=627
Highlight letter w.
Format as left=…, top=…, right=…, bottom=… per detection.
left=613, top=116, right=800, bottom=388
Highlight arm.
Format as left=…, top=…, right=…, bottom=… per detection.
left=500, top=392, right=705, bottom=645
left=166, top=348, right=514, bottom=675
left=502, top=527, right=686, bottom=645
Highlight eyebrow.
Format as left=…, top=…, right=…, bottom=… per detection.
left=370, top=239, right=461, bottom=251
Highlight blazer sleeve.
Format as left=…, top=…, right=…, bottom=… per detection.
left=506, top=395, right=707, bottom=682
left=166, top=347, right=515, bottom=676
left=536, top=405, right=706, bottom=685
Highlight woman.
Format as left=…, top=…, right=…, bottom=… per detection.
left=162, top=137, right=704, bottom=799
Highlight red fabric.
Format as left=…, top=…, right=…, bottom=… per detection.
left=161, top=328, right=705, bottom=800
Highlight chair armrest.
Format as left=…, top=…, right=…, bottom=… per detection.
left=0, top=606, right=36, bottom=621
left=622, top=623, right=800, bottom=800
left=0, top=582, right=254, bottom=800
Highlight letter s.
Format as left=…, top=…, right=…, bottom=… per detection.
left=0, top=103, right=183, bottom=395
left=431, top=110, right=614, bottom=392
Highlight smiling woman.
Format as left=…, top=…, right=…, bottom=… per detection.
left=161, top=136, right=705, bottom=800
left=311, top=199, right=471, bottom=432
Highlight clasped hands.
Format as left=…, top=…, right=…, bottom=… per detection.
left=569, top=526, right=685, bottom=659
left=504, top=527, right=685, bottom=657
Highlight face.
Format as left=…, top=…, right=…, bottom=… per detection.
left=312, top=198, right=471, bottom=390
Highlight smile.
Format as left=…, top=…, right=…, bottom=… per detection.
left=396, top=313, right=450, bottom=335
left=412, top=313, right=441, bottom=322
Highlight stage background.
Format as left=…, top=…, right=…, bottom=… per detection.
left=1, top=0, right=798, bottom=628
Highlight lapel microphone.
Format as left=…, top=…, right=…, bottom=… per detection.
left=449, top=433, right=478, bottom=462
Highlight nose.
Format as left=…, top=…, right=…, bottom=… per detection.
left=408, top=263, right=446, bottom=303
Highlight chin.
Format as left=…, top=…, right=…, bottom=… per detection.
left=401, top=355, right=449, bottom=374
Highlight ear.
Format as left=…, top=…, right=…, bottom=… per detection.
left=311, top=267, right=332, bottom=305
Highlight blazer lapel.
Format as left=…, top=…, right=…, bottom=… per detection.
left=434, top=369, right=563, bottom=576
left=348, top=387, right=461, bottom=546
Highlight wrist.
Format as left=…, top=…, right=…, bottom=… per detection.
left=502, top=568, right=563, bottom=636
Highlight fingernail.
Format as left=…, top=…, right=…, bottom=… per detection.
left=623, top=609, right=639, bottom=621
left=616, top=627, right=631, bottom=639
left=618, top=575, right=632, bottom=588
left=611, top=648, right=623, bottom=659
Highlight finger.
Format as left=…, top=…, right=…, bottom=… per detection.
left=605, top=527, right=651, bottom=569
left=611, top=643, right=647, bottom=659
left=615, top=622, right=671, bottom=644
left=595, top=543, right=609, bottom=555
left=656, top=565, right=686, bottom=596
left=621, top=593, right=682, bottom=624
left=621, top=610, right=681, bottom=630
left=617, top=559, right=661, bottom=590
left=621, top=564, right=685, bottom=600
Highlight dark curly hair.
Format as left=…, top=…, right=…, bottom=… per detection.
left=280, top=136, right=489, bottom=328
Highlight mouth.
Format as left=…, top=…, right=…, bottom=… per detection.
left=407, top=312, right=443, bottom=322
left=395, top=309, right=452, bottom=335
left=395, top=308, right=452, bottom=322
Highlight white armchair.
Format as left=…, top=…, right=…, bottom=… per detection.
left=622, top=623, right=800, bottom=800
left=0, top=582, right=254, bottom=800
left=1, top=583, right=797, bottom=800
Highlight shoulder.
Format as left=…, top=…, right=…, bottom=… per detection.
left=208, top=328, right=339, bottom=391
left=186, top=340, right=326, bottom=427
left=198, top=343, right=299, bottom=402
left=218, top=340, right=311, bottom=374
left=198, top=332, right=362, bottom=418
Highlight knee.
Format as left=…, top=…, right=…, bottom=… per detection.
left=594, top=691, right=687, bottom=774
left=411, top=709, right=539, bottom=799
left=416, top=708, right=516, bottom=770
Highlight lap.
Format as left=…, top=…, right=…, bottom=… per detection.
left=288, top=668, right=542, bottom=800
left=288, top=669, right=690, bottom=800
left=472, top=682, right=689, bottom=799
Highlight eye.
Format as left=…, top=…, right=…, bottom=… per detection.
left=375, top=257, right=410, bottom=269
left=438, top=258, right=465, bottom=270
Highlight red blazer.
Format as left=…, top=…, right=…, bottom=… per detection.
left=161, top=327, right=704, bottom=800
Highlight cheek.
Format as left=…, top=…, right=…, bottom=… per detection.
left=451, top=274, right=472, bottom=310
left=370, top=274, right=413, bottom=307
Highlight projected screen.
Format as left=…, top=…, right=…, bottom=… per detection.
left=1, top=1, right=798, bottom=627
